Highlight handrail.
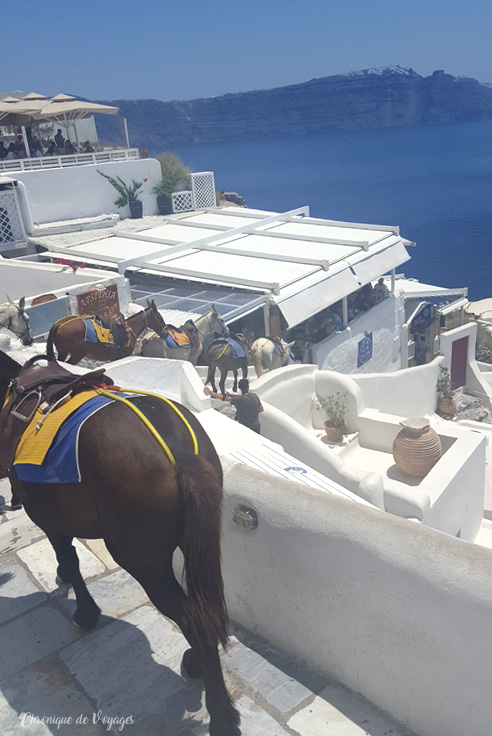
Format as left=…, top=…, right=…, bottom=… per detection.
left=0, top=148, right=140, bottom=173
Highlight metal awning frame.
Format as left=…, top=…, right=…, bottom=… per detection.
left=115, top=206, right=396, bottom=278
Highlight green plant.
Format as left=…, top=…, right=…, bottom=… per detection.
left=436, top=366, right=455, bottom=399
left=152, top=152, right=191, bottom=199
left=97, top=170, right=143, bottom=207
left=317, top=391, right=350, bottom=437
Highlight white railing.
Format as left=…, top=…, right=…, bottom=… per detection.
left=0, top=184, right=26, bottom=248
left=0, top=148, right=140, bottom=173
left=172, top=172, right=216, bottom=213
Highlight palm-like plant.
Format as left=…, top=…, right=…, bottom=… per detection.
left=97, top=170, right=143, bottom=207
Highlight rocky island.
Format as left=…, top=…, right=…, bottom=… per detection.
left=95, top=66, right=492, bottom=151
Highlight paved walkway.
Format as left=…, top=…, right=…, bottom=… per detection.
left=0, top=478, right=413, bottom=736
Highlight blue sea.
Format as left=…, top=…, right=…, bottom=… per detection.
left=175, top=119, right=492, bottom=301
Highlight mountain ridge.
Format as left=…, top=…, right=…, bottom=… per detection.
left=94, top=66, right=492, bottom=151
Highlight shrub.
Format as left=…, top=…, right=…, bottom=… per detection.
left=317, top=391, right=350, bottom=437
left=152, top=152, right=191, bottom=198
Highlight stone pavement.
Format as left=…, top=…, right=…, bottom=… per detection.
left=0, top=478, right=413, bottom=736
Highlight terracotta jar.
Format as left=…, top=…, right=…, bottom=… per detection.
left=392, top=417, right=442, bottom=477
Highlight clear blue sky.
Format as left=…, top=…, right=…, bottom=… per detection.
left=3, top=0, right=491, bottom=101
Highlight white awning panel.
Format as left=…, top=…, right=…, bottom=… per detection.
left=351, top=241, right=411, bottom=286
left=274, top=268, right=360, bottom=328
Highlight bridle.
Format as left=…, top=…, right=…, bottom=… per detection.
left=0, top=303, right=32, bottom=342
left=192, top=310, right=228, bottom=341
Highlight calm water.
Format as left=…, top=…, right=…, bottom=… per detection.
left=175, top=119, right=492, bottom=301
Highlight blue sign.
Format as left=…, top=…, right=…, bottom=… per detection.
left=411, top=303, right=435, bottom=331
left=358, top=332, right=373, bottom=367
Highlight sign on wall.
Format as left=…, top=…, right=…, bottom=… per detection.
left=77, top=284, right=120, bottom=319
left=358, top=332, right=373, bottom=367
left=411, top=303, right=435, bottom=331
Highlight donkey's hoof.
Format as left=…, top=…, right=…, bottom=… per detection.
left=73, top=605, right=101, bottom=630
left=181, top=648, right=202, bottom=679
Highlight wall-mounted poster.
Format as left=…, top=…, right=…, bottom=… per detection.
left=76, top=284, right=120, bottom=319
left=358, top=332, right=373, bottom=367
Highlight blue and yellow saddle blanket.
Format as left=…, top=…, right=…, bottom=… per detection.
left=83, top=318, right=115, bottom=345
left=272, top=341, right=282, bottom=355
left=223, top=338, right=246, bottom=359
left=165, top=328, right=192, bottom=349
left=13, top=392, right=115, bottom=484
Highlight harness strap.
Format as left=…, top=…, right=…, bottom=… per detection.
left=55, top=315, right=84, bottom=328
left=95, top=387, right=199, bottom=466
left=216, top=342, right=229, bottom=359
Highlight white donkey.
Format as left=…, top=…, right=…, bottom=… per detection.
left=0, top=296, right=33, bottom=346
left=251, top=336, right=294, bottom=377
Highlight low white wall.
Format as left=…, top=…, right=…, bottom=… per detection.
left=254, top=364, right=486, bottom=538
left=10, top=159, right=161, bottom=224
left=104, top=356, right=208, bottom=413
left=353, top=358, right=444, bottom=416
left=315, top=293, right=405, bottom=374
left=221, top=459, right=492, bottom=736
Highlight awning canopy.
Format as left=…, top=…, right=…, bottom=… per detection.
left=33, top=206, right=412, bottom=328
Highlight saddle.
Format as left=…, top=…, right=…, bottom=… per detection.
left=268, top=336, right=286, bottom=357
left=0, top=355, right=113, bottom=469
left=165, top=321, right=201, bottom=350
left=94, top=313, right=129, bottom=348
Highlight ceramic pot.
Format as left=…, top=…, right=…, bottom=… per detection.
left=393, top=417, right=442, bottom=477
left=438, top=396, right=456, bottom=416
left=157, top=195, right=173, bottom=215
left=324, top=423, right=342, bottom=442
left=129, top=200, right=143, bottom=218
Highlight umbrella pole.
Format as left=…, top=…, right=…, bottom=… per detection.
left=20, top=126, right=31, bottom=158
left=73, top=122, right=80, bottom=149
left=123, top=117, right=130, bottom=148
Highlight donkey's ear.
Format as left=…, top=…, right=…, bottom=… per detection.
left=7, top=294, right=13, bottom=304
left=18, top=296, right=25, bottom=310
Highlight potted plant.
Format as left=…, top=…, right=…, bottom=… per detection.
left=436, top=366, right=456, bottom=415
left=97, top=170, right=144, bottom=218
left=318, top=391, right=350, bottom=442
left=152, top=152, right=191, bottom=215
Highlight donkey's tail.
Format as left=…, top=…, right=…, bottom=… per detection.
left=45, top=323, right=58, bottom=359
left=176, top=455, right=229, bottom=649
left=253, top=344, right=263, bottom=377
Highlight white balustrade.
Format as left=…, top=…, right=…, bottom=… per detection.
left=0, top=148, right=140, bottom=173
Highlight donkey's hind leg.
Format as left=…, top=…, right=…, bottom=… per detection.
left=105, top=548, right=240, bottom=736
left=46, top=531, right=101, bottom=629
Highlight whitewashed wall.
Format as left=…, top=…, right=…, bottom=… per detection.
left=10, top=159, right=161, bottom=224
left=316, top=293, right=405, bottom=373
left=253, top=364, right=485, bottom=539
left=352, top=357, right=444, bottom=416
left=221, top=460, right=492, bottom=736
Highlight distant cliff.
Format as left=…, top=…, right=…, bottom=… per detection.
left=95, top=66, right=492, bottom=151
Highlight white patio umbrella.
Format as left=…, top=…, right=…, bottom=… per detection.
left=0, top=96, right=38, bottom=124
left=0, top=97, right=41, bottom=155
left=36, top=94, right=119, bottom=147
